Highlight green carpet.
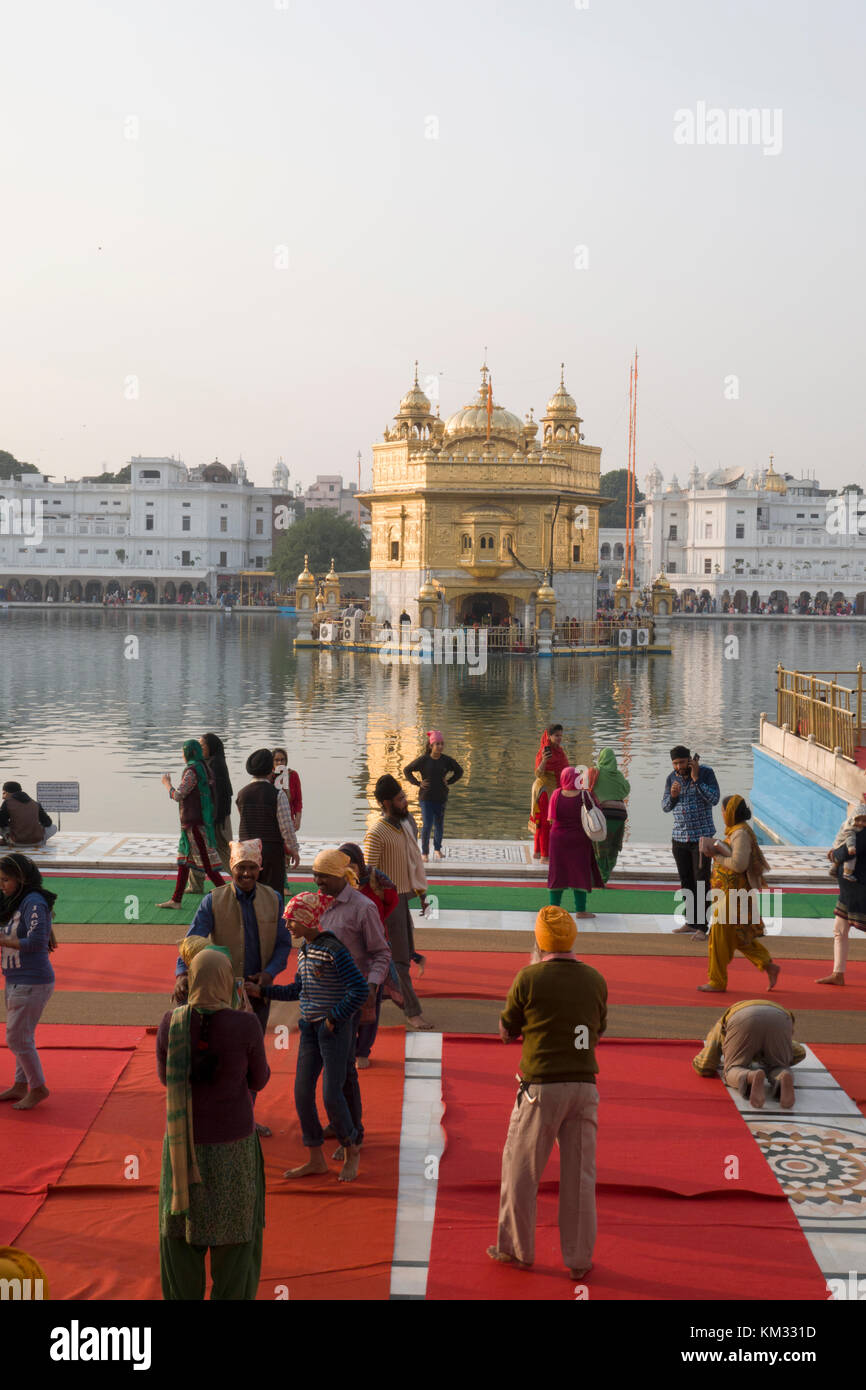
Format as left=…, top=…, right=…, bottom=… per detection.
left=44, top=875, right=836, bottom=924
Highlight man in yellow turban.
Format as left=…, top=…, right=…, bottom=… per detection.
left=487, top=906, right=607, bottom=1282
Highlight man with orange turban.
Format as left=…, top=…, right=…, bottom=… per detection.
left=487, top=906, right=607, bottom=1282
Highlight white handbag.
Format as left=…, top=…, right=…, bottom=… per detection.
left=580, top=791, right=607, bottom=842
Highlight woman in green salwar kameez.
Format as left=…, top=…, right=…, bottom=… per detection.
left=591, top=748, right=631, bottom=883
left=156, top=946, right=269, bottom=1299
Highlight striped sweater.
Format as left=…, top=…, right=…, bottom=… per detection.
left=363, top=816, right=425, bottom=896
left=264, top=931, right=367, bottom=1024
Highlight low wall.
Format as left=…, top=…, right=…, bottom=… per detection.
left=751, top=719, right=865, bottom=844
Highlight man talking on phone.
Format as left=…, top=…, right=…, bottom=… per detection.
left=663, top=745, right=720, bottom=938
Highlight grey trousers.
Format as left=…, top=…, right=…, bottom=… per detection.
left=723, top=1004, right=795, bottom=1096
left=497, top=1080, right=599, bottom=1270
left=385, top=894, right=422, bottom=1020
left=4, top=981, right=54, bottom=1087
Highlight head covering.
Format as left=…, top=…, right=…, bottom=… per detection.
left=534, top=905, right=577, bottom=954
left=593, top=748, right=631, bottom=803
left=534, top=728, right=568, bottom=780
left=312, top=848, right=359, bottom=887
left=188, top=945, right=235, bottom=1012
left=559, top=766, right=584, bottom=791
left=246, top=748, right=274, bottom=778
left=178, top=739, right=217, bottom=855
left=723, top=794, right=751, bottom=831
left=427, top=730, right=444, bottom=744
left=0, top=852, right=57, bottom=926
left=284, top=890, right=331, bottom=935
left=339, top=842, right=366, bottom=874
left=843, top=800, right=866, bottom=831
left=375, top=773, right=401, bottom=803
left=230, top=839, right=263, bottom=869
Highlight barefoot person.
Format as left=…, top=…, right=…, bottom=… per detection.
left=698, top=795, right=780, bottom=994
left=158, top=740, right=226, bottom=908
left=663, top=746, right=720, bottom=938
left=817, top=801, right=866, bottom=986
left=249, top=892, right=368, bottom=1183
left=530, top=725, right=568, bottom=862
left=693, top=998, right=804, bottom=1109
left=157, top=946, right=269, bottom=1299
left=487, top=906, right=607, bottom=1281
left=403, top=730, right=463, bottom=860
left=547, top=767, right=604, bottom=920
left=0, top=853, right=57, bottom=1110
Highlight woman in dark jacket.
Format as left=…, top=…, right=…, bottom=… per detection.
left=403, top=730, right=463, bottom=860
left=0, top=853, right=57, bottom=1109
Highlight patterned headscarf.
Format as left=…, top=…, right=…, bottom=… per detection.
left=284, top=890, right=333, bottom=935
left=230, top=839, right=263, bottom=869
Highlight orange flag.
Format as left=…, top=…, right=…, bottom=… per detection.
left=486, top=375, right=493, bottom=441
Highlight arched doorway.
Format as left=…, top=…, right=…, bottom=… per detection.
left=163, top=581, right=177, bottom=603
left=85, top=580, right=103, bottom=602
left=769, top=589, right=788, bottom=612
left=44, top=578, right=60, bottom=602
left=68, top=579, right=82, bottom=601
left=733, top=589, right=748, bottom=613
left=856, top=591, right=866, bottom=616
left=23, top=578, right=43, bottom=600
left=458, top=592, right=510, bottom=625
left=750, top=590, right=761, bottom=612
left=179, top=582, right=194, bottom=602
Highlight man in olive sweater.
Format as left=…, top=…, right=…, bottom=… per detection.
left=488, top=906, right=607, bottom=1281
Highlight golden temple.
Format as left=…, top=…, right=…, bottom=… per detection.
left=359, top=363, right=608, bottom=628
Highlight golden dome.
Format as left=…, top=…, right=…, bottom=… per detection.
left=653, top=567, right=671, bottom=588
left=297, top=553, right=314, bottom=583
left=615, top=569, right=631, bottom=590
left=762, top=455, right=787, bottom=494
left=418, top=574, right=437, bottom=602
left=536, top=580, right=556, bottom=601
left=544, top=364, right=578, bottom=418
left=396, top=361, right=431, bottom=417
left=444, top=366, right=523, bottom=439
left=325, top=557, right=338, bottom=581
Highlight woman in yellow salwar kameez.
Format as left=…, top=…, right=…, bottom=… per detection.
left=698, top=795, right=781, bottom=993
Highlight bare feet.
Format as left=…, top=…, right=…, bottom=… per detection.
left=13, top=1085, right=49, bottom=1110
left=332, top=1146, right=344, bottom=1162
left=338, top=1144, right=362, bottom=1182
left=283, top=1147, right=328, bottom=1178
left=576, top=911, right=596, bottom=919
left=816, top=972, right=844, bottom=986
left=569, top=1264, right=592, bottom=1280
left=356, top=1056, right=371, bottom=1069
left=434, top=850, right=443, bottom=861
left=486, top=1246, right=531, bottom=1270
left=255, top=1121, right=272, bottom=1138
left=748, top=1069, right=766, bottom=1109
left=698, top=983, right=726, bottom=992
left=778, top=1070, right=795, bottom=1109
left=156, top=900, right=183, bottom=910
left=0, top=1084, right=27, bottom=1102
left=766, top=962, right=781, bottom=991
left=406, top=1015, right=434, bottom=1030
left=413, top=954, right=427, bottom=977
left=672, top=924, right=694, bottom=934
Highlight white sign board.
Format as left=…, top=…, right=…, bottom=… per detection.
left=36, top=781, right=80, bottom=812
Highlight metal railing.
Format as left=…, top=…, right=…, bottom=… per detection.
left=776, top=664, right=863, bottom=759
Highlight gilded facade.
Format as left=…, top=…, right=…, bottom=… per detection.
left=359, top=364, right=606, bottom=626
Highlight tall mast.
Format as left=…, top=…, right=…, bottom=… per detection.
left=630, top=348, right=638, bottom=589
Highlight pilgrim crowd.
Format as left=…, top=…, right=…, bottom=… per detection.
left=0, top=725, right=863, bottom=1296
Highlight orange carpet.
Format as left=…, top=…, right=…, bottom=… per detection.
left=413, top=951, right=864, bottom=1010
left=427, top=1036, right=828, bottom=1301
left=13, top=1025, right=405, bottom=1300
left=0, top=1025, right=144, bottom=1245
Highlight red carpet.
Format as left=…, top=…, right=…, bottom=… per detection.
left=426, top=1036, right=828, bottom=1300
left=815, top=1044, right=866, bottom=1118
left=414, top=951, right=864, bottom=1010
left=49, top=943, right=178, bottom=993
left=13, top=1026, right=405, bottom=1300
left=0, top=1026, right=143, bottom=1245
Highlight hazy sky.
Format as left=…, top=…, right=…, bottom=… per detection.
left=2, top=0, right=863, bottom=493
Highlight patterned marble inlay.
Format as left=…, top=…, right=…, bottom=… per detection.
left=752, top=1125, right=866, bottom=1220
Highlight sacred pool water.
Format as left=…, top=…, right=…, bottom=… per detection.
left=1, top=610, right=862, bottom=844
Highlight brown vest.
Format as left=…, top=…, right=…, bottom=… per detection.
left=210, top=882, right=280, bottom=977
left=5, top=796, right=45, bottom=845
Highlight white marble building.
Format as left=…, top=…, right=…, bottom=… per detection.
left=637, top=461, right=866, bottom=612
left=0, top=456, right=294, bottom=601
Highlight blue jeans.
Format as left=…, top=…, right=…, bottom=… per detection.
left=356, top=986, right=383, bottom=1061
left=294, top=1015, right=360, bottom=1149
left=420, top=799, right=445, bottom=854
left=4, top=981, right=54, bottom=1087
